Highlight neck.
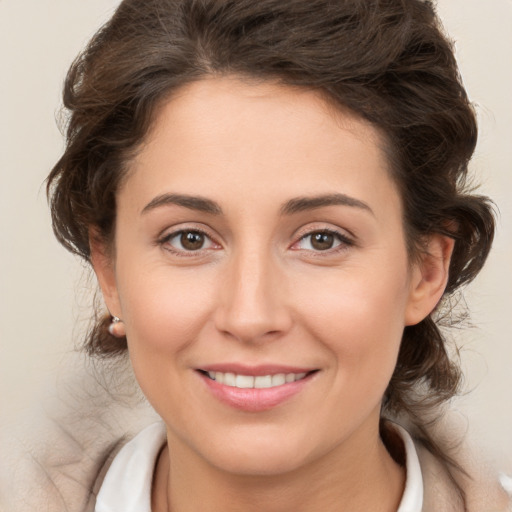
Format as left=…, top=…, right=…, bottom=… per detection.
left=152, top=422, right=405, bottom=512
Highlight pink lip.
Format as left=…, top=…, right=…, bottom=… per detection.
left=197, top=366, right=317, bottom=412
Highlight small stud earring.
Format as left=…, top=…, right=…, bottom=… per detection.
left=108, top=316, right=126, bottom=337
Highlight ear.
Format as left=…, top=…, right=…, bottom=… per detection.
left=405, top=234, right=455, bottom=326
left=89, top=229, right=122, bottom=319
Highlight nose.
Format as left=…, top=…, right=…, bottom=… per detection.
left=213, top=247, right=292, bottom=344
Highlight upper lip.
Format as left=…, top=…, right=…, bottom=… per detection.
left=197, top=363, right=317, bottom=376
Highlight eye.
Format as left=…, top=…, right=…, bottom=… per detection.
left=161, top=229, right=216, bottom=253
left=294, top=230, right=352, bottom=252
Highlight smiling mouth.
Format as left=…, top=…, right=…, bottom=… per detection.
left=199, top=370, right=315, bottom=389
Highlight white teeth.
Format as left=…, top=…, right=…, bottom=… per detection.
left=224, top=372, right=236, bottom=386
left=235, top=375, right=254, bottom=388
left=205, top=371, right=309, bottom=388
left=254, top=375, right=272, bottom=388
left=271, top=374, right=286, bottom=387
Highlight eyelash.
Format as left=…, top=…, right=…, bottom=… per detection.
left=292, top=228, right=354, bottom=254
left=157, top=227, right=354, bottom=257
left=158, top=228, right=219, bottom=257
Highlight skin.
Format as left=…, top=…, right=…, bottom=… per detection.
left=92, top=76, right=454, bottom=512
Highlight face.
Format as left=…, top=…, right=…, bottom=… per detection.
left=94, top=77, right=448, bottom=476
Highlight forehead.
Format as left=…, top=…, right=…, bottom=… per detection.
left=146, top=76, right=387, bottom=160
left=122, top=76, right=400, bottom=218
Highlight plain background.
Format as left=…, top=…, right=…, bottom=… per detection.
left=1, top=0, right=511, bottom=472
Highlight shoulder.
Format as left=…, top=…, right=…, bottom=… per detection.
left=414, top=437, right=511, bottom=512
left=0, top=354, right=160, bottom=512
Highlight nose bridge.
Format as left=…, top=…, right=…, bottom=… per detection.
left=215, top=242, right=290, bottom=342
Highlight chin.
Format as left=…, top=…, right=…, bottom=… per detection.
left=213, top=452, right=307, bottom=477
left=199, top=431, right=317, bottom=477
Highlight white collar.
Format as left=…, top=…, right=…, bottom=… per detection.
left=95, top=422, right=166, bottom=512
left=394, top=423, right=424, bottom=512
left=95, top=422, right=423, bottom=512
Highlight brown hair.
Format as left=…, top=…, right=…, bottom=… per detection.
left=47, top=0, right=494, bottom=497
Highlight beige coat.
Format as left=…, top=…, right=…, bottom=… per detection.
left=417, top=443, right=511, bottom=511
left=0, top=355, right=510, bottom=512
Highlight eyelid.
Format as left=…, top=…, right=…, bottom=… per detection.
left=293, top=221, right=356, bottom=240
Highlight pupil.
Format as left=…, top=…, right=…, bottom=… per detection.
left=311, top=232, right=334, bottom=250
left=181, top=231, right=204, bottom=250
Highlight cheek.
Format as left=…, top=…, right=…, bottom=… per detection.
left=294, top=261, right=410, bottom=373
left=295, top=271, right=409, bottom=430
left=118, top=266, right=216, bottom=356
left=115, top=266, right=220, bottom=418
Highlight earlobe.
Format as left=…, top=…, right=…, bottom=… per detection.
left=89, top=229, right=122, bottom=319
left=405, top=234, right=455, bottom=326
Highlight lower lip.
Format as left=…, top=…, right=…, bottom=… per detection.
left=198, top=372, right=315, bottom=412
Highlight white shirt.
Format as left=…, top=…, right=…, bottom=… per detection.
left=95, top=422, right=423, bottom=512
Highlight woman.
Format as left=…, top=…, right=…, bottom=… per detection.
left=36, top=0, right=511, bottom=510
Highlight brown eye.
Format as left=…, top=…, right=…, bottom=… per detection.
left=310, top=232, right=335, bottom=250
left=162, top=229, right=215, bottom=253
left=293, top=229, right=351, bottom=253
left=180, top=231, right=205, bottom=250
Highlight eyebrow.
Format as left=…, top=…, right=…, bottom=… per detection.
left=281, top=193, right=374, bottom=216
left=141, top=192, right=373, bottom=217
left=141, top=193, right=223, bottom=215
